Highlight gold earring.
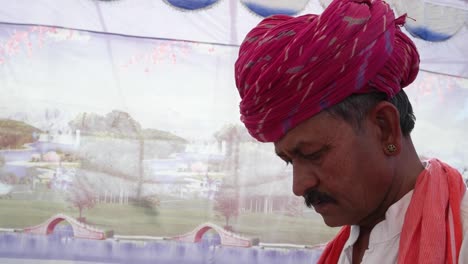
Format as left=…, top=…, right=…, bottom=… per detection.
left=386, top=144, right=397, bottom=153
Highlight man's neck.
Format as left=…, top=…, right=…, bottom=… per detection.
left=352, top=228, right=372, bottom=264
left=359, top=137, right=424, bottom=230
left=352, top=137, right=424, bottom=263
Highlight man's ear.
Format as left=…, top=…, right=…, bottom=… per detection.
left=368, top=101, right=402, bottom=156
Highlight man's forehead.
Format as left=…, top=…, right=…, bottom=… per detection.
left=274, top=135, right=322, bottom=156
left=273, top=113, right=345, bottom=154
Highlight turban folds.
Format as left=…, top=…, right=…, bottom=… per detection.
left=234, top=0, right=420, bottom=142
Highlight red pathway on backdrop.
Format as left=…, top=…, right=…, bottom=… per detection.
left=170, top=222, right=258, bottom=247
left=23, top=213, right=108, bottom=240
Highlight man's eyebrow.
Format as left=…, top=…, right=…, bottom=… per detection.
left=305, top=144, right=331, bottom=156
left=275, top=140, right=305, bottom=158
left=277, top=141, right=330, bottom=158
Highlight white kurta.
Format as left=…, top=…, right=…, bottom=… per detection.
left=337, top=190, right=468, bottom=264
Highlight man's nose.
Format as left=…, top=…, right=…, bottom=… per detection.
left=292, top=162, right=318, bottom=196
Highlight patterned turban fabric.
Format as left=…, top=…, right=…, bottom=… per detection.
left=234, top=0, right=420, bottom=142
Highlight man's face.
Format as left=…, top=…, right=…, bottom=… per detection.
left=274, top=111, right=395, bottom=227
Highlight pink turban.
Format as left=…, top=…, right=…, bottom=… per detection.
left=235, top=0, right=420, bottom=142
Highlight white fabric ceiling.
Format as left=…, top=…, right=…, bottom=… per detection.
left=0, top=0, right=466, bottom=78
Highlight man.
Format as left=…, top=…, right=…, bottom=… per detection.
left=234, top=0, right=468, bottom=263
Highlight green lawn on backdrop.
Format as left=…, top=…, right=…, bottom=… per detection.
left=0, top=197, right=337, bottom=245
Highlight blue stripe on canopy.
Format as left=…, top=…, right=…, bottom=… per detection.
left=243, top=2, right=299, bottom=17
left=165, top=0, right=219, bottom=10
left=406, top=26, right=453, bottom=42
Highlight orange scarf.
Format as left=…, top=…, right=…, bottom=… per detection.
left=317, top=159, right=466, bottom=264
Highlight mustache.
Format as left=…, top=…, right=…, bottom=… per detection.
left=303, top=188, right=336, bottom=208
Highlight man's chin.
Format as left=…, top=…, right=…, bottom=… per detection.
left=321, top=215, right=348, bottom=227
